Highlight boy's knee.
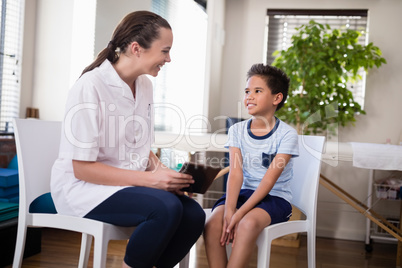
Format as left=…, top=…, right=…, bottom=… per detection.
left=237, top=217, right=262, bottom=233
left=204, top=215, right=221, bottom=235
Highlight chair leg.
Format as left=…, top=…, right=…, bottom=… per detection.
left=78, top=233, right=93, bottom=268
left=178, top=251, right=190, bottom=268
left=92, top=235, right=109, bottom=268
left=307, top=232, right=316, bottom=268
left=226, top=244, right=233, bottom=257
left=256, top=230, right=272, bottom=268
left=12, top=224, right=28, bottom=268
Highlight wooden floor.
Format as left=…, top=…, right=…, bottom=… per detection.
left=6, top=228, right=398, bottom=268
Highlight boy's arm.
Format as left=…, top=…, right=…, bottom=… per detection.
left=225, top=146, right=244, bottom=210
left=221, top=146, right=243, bottom=245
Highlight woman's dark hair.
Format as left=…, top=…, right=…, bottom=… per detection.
left=246, top=63, right=290, bottom=111
left=81, top=10, right=171, bottom=76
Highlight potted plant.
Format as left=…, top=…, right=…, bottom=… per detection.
left=272, top=20, right=387, bottom=135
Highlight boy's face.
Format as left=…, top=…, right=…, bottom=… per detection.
left=244, top=75, right=282, bottom=117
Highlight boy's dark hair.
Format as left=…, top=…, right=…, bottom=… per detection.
left=246, top=63, right=290, bottom=111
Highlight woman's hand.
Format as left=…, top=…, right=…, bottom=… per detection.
left=148, top=167, right=194, bottom=194
left=72, top=158, right=193, bottom=193
left=146, top=151, right=193, bottom=194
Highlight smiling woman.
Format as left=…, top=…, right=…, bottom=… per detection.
left=51, top=10, right=206, bottom=268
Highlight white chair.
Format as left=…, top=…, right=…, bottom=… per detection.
left=184, top=135, right=325, bottom=268
left=254, top=135, right=325, bottom=268
left=12, top=118, right=136, bottom=268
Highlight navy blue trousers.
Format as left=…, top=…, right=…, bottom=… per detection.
left=84, top=187, right=205, bottom=268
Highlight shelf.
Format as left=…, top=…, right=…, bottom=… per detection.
left=374, top=183, right=402, bottom=200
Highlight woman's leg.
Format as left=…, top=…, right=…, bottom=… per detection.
left=227, top=208, right=271, bottom=268
left=203, top=205, right=229, bottom=268
left=155, top=194, right=205, bottom=268
left=84, top=187, right=185, bottom=268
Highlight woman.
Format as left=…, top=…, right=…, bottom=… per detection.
left=51, top=10, right=205, bottom=268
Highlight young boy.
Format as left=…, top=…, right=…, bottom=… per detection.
left=204, top=63, right=299, bottom=267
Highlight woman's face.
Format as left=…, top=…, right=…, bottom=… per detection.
left=141, top=27, right=173, bottom=77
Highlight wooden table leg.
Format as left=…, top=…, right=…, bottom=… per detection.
left=397, top=201, right=402, bottom=267
left=319, top=174, right=402, bottom=266
left=156, top=148, right=161, bottom=158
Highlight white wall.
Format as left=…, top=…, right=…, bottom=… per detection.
left=221, top=0, right=402, bottom=241
left=29, top=0, right=75, bottom=121
left=94, top=0, right=152, bottom=56
left=20, top=0, right=152, bottom=121
left=204, top=0, right=226, bottom=132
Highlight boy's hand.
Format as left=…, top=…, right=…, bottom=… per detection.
left=226, top=211, right=244, bottom=247
left=220, top=209, right=235, bottom=246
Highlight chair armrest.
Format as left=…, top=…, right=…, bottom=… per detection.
left=214, top=166, right=229, bottom=180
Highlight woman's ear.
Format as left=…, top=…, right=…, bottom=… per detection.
left=130, top=42, right=141, bottom=57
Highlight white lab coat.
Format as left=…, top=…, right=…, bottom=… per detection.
left=51, top=60, right=154, bottom=217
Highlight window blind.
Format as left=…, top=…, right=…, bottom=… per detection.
left=0, top=0, right=24, bottom=133
left=266, top=9, right=368, bottom=107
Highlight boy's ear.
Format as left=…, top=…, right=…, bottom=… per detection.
left=273, top=93, right=283, bottom=106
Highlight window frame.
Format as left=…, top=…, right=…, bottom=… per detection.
left=0, top=0, right=25, bottom=134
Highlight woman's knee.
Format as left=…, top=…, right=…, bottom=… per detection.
left=189, top=200, right=205, bottom=220
left=158, top=194, right=184, bottom=218
left=180, top=197, right=205, bottom=227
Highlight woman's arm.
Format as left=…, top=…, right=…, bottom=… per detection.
left=72, top=151, right=194, bottom=192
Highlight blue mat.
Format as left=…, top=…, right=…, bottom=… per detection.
left=0, top=202, right=19, bottom=222
left=0, top=168, right=19, bottom=187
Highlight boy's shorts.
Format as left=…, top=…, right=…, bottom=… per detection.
left=212, top=189, right=292, bottom=225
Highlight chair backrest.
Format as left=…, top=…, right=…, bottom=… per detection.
left=291, top=135, right=325, bottom=219
left=13, top=119, right=62, bottom=213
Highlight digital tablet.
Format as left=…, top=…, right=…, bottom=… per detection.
left=179, top=162, right=222, bottom=194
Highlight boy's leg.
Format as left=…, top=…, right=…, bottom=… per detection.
left=227, top=208, right=271, bottom=268
left=204, top=205, right=228, bottom=268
